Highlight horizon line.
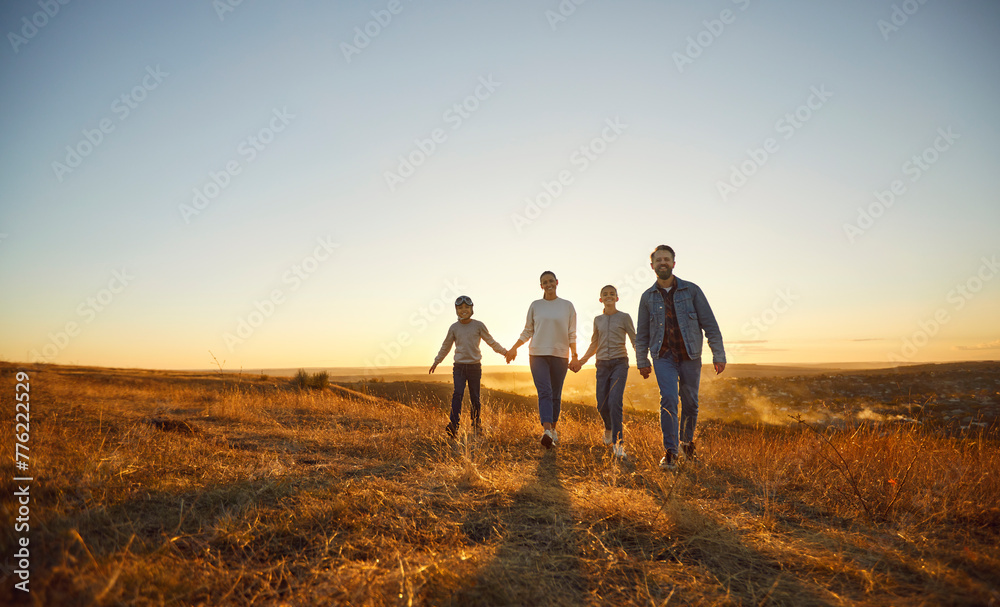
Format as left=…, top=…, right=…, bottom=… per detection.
left=7, top=359, right=998, bottom=374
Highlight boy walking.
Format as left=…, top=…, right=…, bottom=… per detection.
left=430, top=295, right=509, bottom=437
left=572, top=285, right=636, bottom=458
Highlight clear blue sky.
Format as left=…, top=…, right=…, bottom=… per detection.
left=2, top=0, right=998, bottom=370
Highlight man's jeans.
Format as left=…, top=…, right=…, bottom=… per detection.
left=529, top=355, right=568, bottom=425
left=450, top=363, right=483, bottom=428
left=596, top=357, right=628, bottom=445
left=652, top=353, right=702, bottom=455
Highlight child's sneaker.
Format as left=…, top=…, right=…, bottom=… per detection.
left=681, top=441, right=696, bottom=460
left=551, top=429, right=559, bottom=445
left=659, top=452, right=677, bottom=471
left=445, top=423, right=457, bottom=438
left=603, top=429, right=613, bottom=445
left=540, top=429, right=555, bottom=449
left=613, top=443, right=626, bottom=459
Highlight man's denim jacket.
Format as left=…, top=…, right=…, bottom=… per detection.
left=636, top=276, right=726, bottom=369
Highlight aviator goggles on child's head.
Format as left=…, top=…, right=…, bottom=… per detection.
left=455, top=296, right=474, bottom=306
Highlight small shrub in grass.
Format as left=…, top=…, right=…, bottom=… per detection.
left=309, top=371, right=329, bottom=390
left=293, top=369, right=309, bottom=389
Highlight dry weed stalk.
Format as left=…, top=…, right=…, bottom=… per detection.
left=792, top=414, right=877, bottom=523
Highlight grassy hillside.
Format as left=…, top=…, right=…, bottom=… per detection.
left=1, top=362, right=998, bottom=605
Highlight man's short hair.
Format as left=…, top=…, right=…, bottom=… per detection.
left=600, top=285, right=617, bottom=295
left=650, top=245, right=676, bottom=262
left=540, top=270, right=557, bottom=281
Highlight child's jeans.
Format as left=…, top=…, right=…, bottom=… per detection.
left=596, top=357, right=628, bottom=444
left=652, top=353, right=702, bottom=456
left=529, top=355, right=568, bottom=425
left=450, top=363, right=483, bottom=429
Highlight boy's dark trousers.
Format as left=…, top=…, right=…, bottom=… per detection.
left=450, top=363, right=483, bottom=430
left=596, top=357, right=628, bottom=444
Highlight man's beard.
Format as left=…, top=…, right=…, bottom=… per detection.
left=655, top=267, right=673, bottom=280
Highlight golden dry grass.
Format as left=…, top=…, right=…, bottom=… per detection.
left=1, top=362, right=998, bottom=605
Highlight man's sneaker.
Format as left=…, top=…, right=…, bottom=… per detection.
left=613, top=443, right=626, bottom=459
left=603, top=429, right=613, bottom=445
left=681, top=441, right=696, bottom=460
left=659, top=452, right=677, bottom=471
left=540, top=429, right=556, bottom=449
left=445, top=423, right=457, bottom=438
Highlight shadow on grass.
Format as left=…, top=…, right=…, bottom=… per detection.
left=697, top=460, right=999, bottom=604
left=631, top=464, right=835, bottom=606
left=452, top=451, right=588, bottom=606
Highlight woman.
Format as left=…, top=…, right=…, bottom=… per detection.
left=506, top=271, right=577, bottom=449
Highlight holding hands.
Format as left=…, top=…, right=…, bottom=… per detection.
left=505, top=339, right=525, bottom=364
left=568, top=356, right=584, bottom=373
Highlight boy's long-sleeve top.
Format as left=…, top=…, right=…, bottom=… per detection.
left=434, top=320, right=508, bottom=365
left=518, top=297, right=577, bottom=358
left=587, top=311, right=637, bottom=361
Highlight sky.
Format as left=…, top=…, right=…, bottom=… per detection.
left=1, top=0, right=998, bottom=371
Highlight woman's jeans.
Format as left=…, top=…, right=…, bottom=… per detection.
left=450, top=363, right=483, bottom=428
left=652, top=353, right=702, bottom=455
left=596, top=357, right=628, bottom=444
left=529, top=355, right=568, bottom=426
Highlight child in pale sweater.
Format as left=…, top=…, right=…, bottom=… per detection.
left=430, top=295, right=508, bottom=437
left=572, top=285, right=636, bottom=458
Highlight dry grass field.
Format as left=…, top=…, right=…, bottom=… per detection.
left=1, top=361, right=999, bottom=605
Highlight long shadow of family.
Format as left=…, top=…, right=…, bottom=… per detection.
left=429, top=245, right=727, bottom=471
